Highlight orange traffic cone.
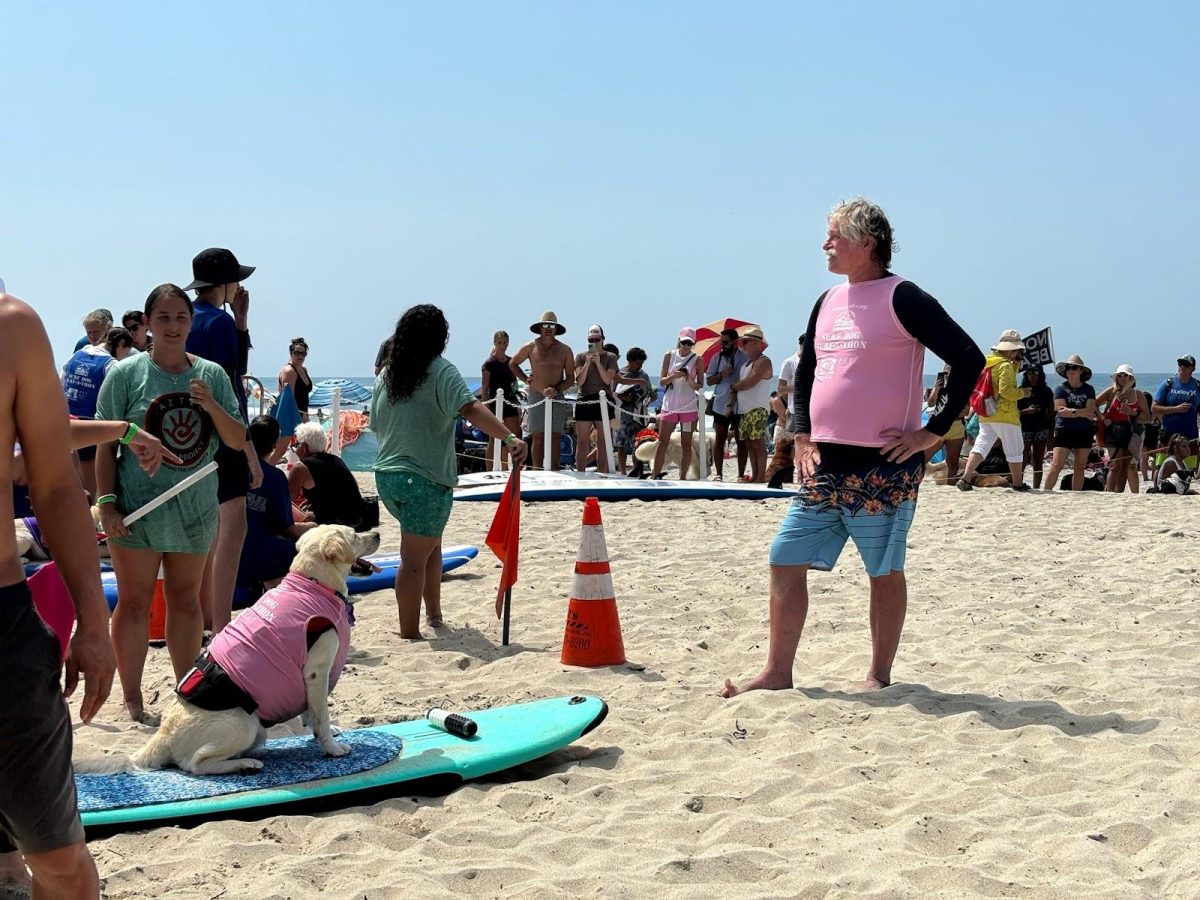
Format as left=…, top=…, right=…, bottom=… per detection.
left=148, top=567, right=167, bottom=646
left=561, top=497, right=625, bottom=667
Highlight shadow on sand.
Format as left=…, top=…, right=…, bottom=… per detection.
left=799, top=683, right=1158, bottom=737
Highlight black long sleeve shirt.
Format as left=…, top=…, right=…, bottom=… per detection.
left=791, top=279, right=984, bottom=447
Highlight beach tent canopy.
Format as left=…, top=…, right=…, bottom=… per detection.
left=309, top=378, right=373, bottom=408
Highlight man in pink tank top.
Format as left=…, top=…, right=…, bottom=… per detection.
left=722, top=199, right=984, bottom=698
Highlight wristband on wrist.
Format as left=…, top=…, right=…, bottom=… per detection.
left=502, top=434, right=517, bottom=446
left=96, top=494, right=117, bottom=507
left=119, top=422, right=140, bottom=445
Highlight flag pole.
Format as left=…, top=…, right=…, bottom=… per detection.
left=502, top=587, right=512, bottom=646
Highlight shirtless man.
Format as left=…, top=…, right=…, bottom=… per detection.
left=0, top=284, right=117, bottom=899
left=509, top=311, right=575, bottom=470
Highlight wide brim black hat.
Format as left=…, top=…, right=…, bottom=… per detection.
left=184, top=247, right=255, bottom=291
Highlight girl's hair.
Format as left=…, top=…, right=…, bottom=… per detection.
left=104, top=327, right=133, bottom=356
left=144, top=284, right=192, bottom=319
left=385, top=305, right=449, bottom=402
left=492, top=330, right=509, bottom=345
left=289, top=337, right=309, bottom=354
left=1020, top=366, right=1044, bottom=388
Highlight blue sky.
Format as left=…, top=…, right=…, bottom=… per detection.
left=4, top=2, right=1195, bottom=381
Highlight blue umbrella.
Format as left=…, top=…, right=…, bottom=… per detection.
left=309, top=378, right=372, bottom=407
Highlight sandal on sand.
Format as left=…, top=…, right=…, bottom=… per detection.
left=956, top=478, right=973, bottom=491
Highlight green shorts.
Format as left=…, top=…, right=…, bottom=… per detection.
left=376, top=470, right=453, bottom=538
left=739, top=406, right=769, bottom=442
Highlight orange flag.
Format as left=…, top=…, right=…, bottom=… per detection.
left=485, top=467, right=521, bottom=618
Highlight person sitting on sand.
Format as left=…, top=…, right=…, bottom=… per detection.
left=1150, top=435, right=1193, bottom=494
left=722, top=198, right=983, bottom=697
left=287, top=422, right=367, bottom=529
left=238, top=416, right=318, bottom=599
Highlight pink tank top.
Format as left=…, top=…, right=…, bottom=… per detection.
left=808, top=275, right=924, bottom=447
left=208, top=572, right=353, bottom=724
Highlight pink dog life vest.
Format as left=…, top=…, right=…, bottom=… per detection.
left=808, top=275, right=924, bottom=447
left=208, top=572, right=353, bottom=725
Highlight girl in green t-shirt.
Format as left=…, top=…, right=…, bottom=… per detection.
left=95, top=284, right=247, bottom=723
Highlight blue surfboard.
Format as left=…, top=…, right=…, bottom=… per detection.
left=96, top=545, right=480, bottom=610
left=77, top=694, right=607, bottom=836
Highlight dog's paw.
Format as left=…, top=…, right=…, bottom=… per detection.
left=237, top=759, right=265, bottom=772
left=321, top=740, right=351, bottom=757
left=329, top=724, right=343, bottom=737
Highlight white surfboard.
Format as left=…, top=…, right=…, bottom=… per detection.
left=454, top=470, right=796, bottom=502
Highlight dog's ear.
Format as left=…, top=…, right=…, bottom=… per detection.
left=318, top=527, right=357, bottom=564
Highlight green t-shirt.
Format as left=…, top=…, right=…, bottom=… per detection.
left=96, top=352, right=240, bottom=554
left=371, top=358, right=475, bottom=488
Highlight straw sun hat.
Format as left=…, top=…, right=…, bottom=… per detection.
left=1055, top=354, right=1093, bottom=382
left=529, top=310, right=566, bottom=335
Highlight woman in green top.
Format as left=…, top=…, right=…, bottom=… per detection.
left=373, top=305, right=528, bottom=638
left=96, top=284, right=248, bottom=722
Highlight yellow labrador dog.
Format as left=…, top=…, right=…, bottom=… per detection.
left=632, top=430, right=716, bottom=479
left=77, top=525, right=380, bottom=775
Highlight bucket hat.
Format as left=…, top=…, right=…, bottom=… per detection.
left=184, top=248, right=255, bottom=291
left=991, top=329, right=1024, bottom=352
left=738, top=326, right=768, bottom=350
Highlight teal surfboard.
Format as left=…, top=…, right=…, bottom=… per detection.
left=78, top=695, right=607, bottom=835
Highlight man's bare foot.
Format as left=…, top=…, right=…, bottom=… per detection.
left=123, top=700, right=160, bottom=726
left=863, top=674, right=891, bottom=691
left=0, top=851, right=31, bottom=892
left=720, top=672, right=793, bottom=698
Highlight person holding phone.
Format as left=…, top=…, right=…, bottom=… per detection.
left=573, top=325, right=619, bottom=472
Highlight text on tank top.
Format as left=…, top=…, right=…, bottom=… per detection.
left=808, top=275, right=924, bottom=447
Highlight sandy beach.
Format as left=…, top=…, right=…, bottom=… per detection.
left=63, top=472, right=1200, bottom=898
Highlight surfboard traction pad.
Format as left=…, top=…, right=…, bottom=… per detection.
left=76, top=730, right=403, bottom=812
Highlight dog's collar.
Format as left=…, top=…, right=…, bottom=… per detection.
left=296, top=574, right=354, bottom=626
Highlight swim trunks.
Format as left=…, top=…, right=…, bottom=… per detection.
left=739, top=406, right=768, bottom=441
left=377, top=470, right=453, bottom=538
left=769, top=450, right=922, bottom=577
left=0, top=581, right=84, bottom=854
left=527, top=394, right=569, bottom=433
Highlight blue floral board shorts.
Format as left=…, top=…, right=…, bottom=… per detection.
left=769, top=452, right=923, bottom=577
left=376, top=470, right=453, bottom=538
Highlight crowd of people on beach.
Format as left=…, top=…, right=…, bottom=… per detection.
left=4, top=195, right=1199, bottom=896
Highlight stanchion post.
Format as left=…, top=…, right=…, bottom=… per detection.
left=543, top=398, right=553, bottom=471
left=492, top=390, right=505, bottom=471
left=695, top=386, right=708, bottom=480
left=599, top=391, right=616, bottom=473
left=330, top=387, right=342, bottom=456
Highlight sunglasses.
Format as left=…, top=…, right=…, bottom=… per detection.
left=678, top=340, right=694, bottom=346
left=292, top=350, right=308, bottom=357
left=1115, top=373, right=1130, bottom=378
left=1065, top=365, right=1081, bottom=371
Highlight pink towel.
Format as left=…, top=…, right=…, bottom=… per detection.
left=28, top=563, right=76, bottom=660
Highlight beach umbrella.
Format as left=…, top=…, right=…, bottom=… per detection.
left=692, top=318, right=758, bottom=366
left=308, top=378, right=372, bottom=408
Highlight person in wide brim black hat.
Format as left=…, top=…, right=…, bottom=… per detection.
left=184, top=247, right=255, bottom=292
left=184, top=245, right=258, bottom=636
